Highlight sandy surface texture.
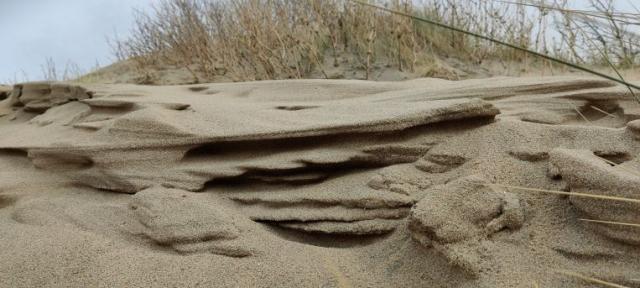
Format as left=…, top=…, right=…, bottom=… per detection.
left=0, top=77, right=639, bottom=287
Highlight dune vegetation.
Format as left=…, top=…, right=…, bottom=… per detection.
left=107, top=0, right=640, bottom=84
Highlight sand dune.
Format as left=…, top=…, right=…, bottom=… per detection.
left=0, top=76, right=639, bottom=287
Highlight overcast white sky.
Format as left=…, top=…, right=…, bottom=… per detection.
left=0, top=0, right=152, bottom=82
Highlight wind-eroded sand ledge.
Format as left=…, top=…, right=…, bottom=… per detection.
left=0, top=76, right=639, bottom=287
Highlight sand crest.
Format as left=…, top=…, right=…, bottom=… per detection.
left=0, top=76, right=639, bottom=287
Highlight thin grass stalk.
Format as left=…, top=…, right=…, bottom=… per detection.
left=556, top=270, right=630, bottom=288
left=573, top=106, right=591, bottom=123
left=483, top=183, right=640, bottom=204
left=497, top=0, right=640, bottom=24
left=590, top=105, right=618, bottom=118
left=579, top=218, right=640, bottom=228
left=557, top=7, right=640, bottom=102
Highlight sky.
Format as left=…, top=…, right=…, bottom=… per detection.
left=0, top=0, right=153, bottom=82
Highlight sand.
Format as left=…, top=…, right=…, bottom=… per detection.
left=0, top=76, right=639, bottom=287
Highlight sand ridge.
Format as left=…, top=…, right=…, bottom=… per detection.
left=0, top=76, right=639, bottom=287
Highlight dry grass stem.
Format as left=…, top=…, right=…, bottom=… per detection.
left=556, top=270, right=630, bottom=288
left=589, top=105, right=618, bottom=118
left=484, top=183, right=640, bottom=204
left=579, top=218, right=640, bottom=228
left=573, top=106, right=591, bottom=123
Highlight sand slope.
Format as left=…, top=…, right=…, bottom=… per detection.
left=0, top=77, right=639, bottom=287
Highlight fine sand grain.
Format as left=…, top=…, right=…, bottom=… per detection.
left=0, top=76, right=639, bottom=287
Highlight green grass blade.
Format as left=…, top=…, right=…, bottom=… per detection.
left=500, top=0, right=640, bottom=102
left=496, top=0, right=640, bottom=25
left=348, top=0, right=640, bottom=98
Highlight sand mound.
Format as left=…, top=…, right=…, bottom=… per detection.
left=130, top=186, right=253, bottom=257
left=629, top=119, right=640, bottom=139
left=409, top=175, right=525, bottom=276
left=7, top=82, right=92, bottom=112
left=1, top=76, right=639, bottom=287
left=549, top=148, right=640, bottom=245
